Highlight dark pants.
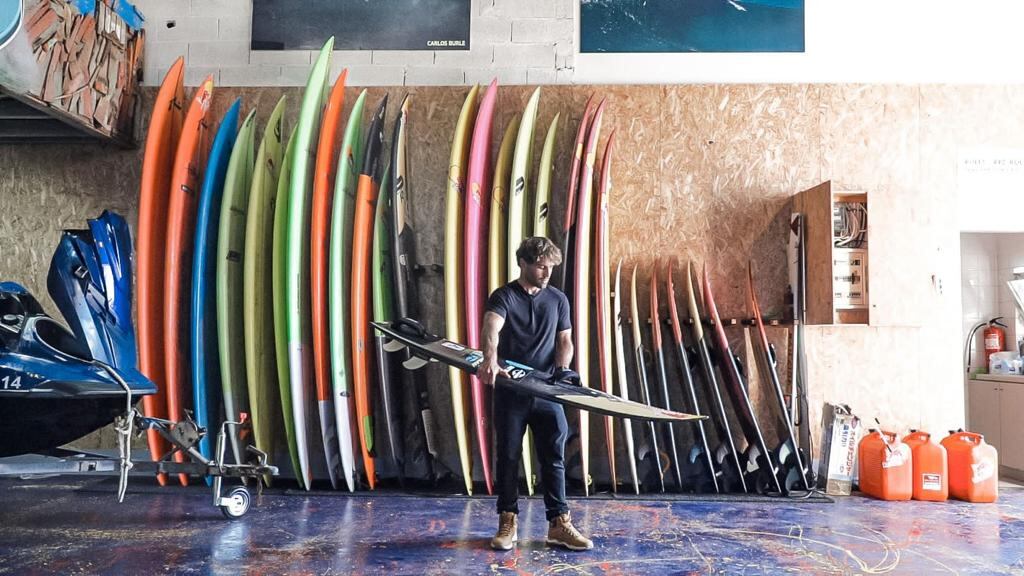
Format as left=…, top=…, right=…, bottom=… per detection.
left=494, top=388, right=569, bottom=521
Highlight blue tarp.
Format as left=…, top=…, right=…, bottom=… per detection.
left=69, top=0, right=145, bottom=31
left=113, top=0, right=144, bottom=30
left=70, top=0, right=95, bottom=16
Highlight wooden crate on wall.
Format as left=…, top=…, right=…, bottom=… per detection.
left=0, top=0, right=143, bottom=146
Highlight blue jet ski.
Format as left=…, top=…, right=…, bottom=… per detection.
left=47, top=210, right=141, bottom=378
left=0, top=283, right=155, bottom=456
left=0, top=211, right=154, bottom=457
left=2, top=213, right=277, bottom=518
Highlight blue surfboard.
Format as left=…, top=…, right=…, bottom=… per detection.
left=191, top=99, right=241, bottom=475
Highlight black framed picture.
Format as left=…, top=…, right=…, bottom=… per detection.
left=580, top=0, right=804, bottom=53
left=252, top=0, right=471, bottom=51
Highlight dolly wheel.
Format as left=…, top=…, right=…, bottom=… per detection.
left=220, top=486, right=251, bottom=519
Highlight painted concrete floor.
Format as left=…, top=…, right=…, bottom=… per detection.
left=0, top=477, right=1021, bottom=575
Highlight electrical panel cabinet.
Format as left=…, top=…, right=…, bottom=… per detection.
left=793, top=180, right=870, bottom=325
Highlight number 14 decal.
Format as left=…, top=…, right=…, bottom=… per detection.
left=1, top=375, right=21, bottom=389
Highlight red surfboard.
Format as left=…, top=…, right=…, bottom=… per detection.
left=136, top=58, right=184, bottom=486
left=311, top=70, right=348, bottom=489
left=594, top=129, right=617, bottom=491
left=559, top=94, right=597, bottom=296
left=572, top=98, right=606, bottom=496
left=163, top=76, right=215, bottom=486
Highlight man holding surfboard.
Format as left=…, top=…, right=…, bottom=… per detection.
left=480, top=237, right=594, bottom=552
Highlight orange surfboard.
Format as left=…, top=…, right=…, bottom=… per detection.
left=136, top=58, right=185, bottom=486
left=163, top=76, right=215, bottom=486
left=351, top=96, right=388, bottom=489
left=311, top=70, right=348, bottom=489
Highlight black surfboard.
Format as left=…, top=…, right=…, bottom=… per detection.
left=748, top=262, right=811, bottom=492
left=701, top=264, right=783, bottom=494
left=389, top=95, right=439, bottom=482
left=666, top=259, right=720, bottom=494
left=372, top=319, right=705, bottom=423
left=686, top=262, right=748, bottom=493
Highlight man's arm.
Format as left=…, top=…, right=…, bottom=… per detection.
left=479, top=311, right=508, bottom=387
left=554, top=328, right=573, bottom=370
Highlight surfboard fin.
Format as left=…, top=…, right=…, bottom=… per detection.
left=403, top=355, right=430, bottom=370
left=383, top=339, right=407, bottom=353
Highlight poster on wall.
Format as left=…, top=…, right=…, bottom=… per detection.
left=957, top=149, right=1024, bottom=232
left=580, top=0, right=804, bottom=53
left=251, top=0, right=471, bottom=51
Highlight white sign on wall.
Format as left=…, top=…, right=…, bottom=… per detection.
left=957, top=148, right=1024, bottom=232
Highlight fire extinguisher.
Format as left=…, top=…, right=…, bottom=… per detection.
left=983, top=317, right=1007, bottom=365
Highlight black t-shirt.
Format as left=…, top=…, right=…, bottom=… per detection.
left=485, top=281, right=571, bottom=371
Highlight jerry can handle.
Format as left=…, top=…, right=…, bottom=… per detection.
left=904, top=430, right=929, bottom=441
left=953, top=431, right=983, bottom=444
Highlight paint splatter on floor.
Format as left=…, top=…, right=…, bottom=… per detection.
left=0, top=477, right=1021, bottom=574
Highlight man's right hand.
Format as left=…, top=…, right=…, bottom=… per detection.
left=479, top=358, right=509, bottom=388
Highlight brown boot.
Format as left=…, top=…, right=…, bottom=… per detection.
left=546, top=512, right=593, bottom=551
left=490, top=512, right=518, bottom=551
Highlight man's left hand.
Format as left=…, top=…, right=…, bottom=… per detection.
left=553, top=367, right=582, bottom=386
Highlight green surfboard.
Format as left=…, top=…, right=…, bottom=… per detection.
left=508, top=90, right=543, bottom=497
left=329, top=89, right=367, bottom=492
left=286, top=38, right=334, bottom=490
left=508, top=87, right=541, bottom=280
left=533, top=113, right=559, bottom=237
left=217, top=107, right=256, bottom=468
left=273, top=125, right=301, bottom=487
left=244, top=95, right=287, bottom=486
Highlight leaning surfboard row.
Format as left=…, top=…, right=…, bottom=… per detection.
left=449, top=84, right=815, bottom=497
left=135, top=46, right=811, bottom=496
left=135, top=40, right=432, bottom=492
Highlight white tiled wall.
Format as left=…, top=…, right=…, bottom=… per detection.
left=996, top=233, right=1024, bottom=351
left=961, top=233, right=999, bottom=370
left=960, top=232, right=1024, bottom=370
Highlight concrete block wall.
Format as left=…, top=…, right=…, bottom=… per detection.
left=134, top=0, right=576, bottom=87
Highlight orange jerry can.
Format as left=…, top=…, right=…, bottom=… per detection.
left=901, top=431, right=948, bottom=502
left=858, top=430, right=912, bottom=501
left=941, top=431, right=998, bottom=503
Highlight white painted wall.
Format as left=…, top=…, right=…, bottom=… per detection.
left=136, top=0, right=1024, bottom=87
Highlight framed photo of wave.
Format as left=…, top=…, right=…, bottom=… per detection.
left=251, top=0, right=471, bottom=51
left=580, top=0, right=804, bottom=53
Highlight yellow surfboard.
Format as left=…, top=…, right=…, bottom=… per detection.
left=445, top=85, right=480, bottom=495
left=488, top=113, right=538, bottom=495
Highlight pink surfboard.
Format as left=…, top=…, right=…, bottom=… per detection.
left=463, top=79, right=498, bottom=496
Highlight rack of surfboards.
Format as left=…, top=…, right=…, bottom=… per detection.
left=134, top=43, right=624, bottom=494
left=137, top=41, right=407, bottom=492
left=135, top=42, right=810, bottom=497
left=446, top=81, right=576, bottom=497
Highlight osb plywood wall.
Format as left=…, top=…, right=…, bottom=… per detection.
left=1, top=82, right=996, bottom=485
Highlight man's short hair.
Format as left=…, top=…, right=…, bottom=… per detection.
left=516, top=237, right=563, bottom=266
